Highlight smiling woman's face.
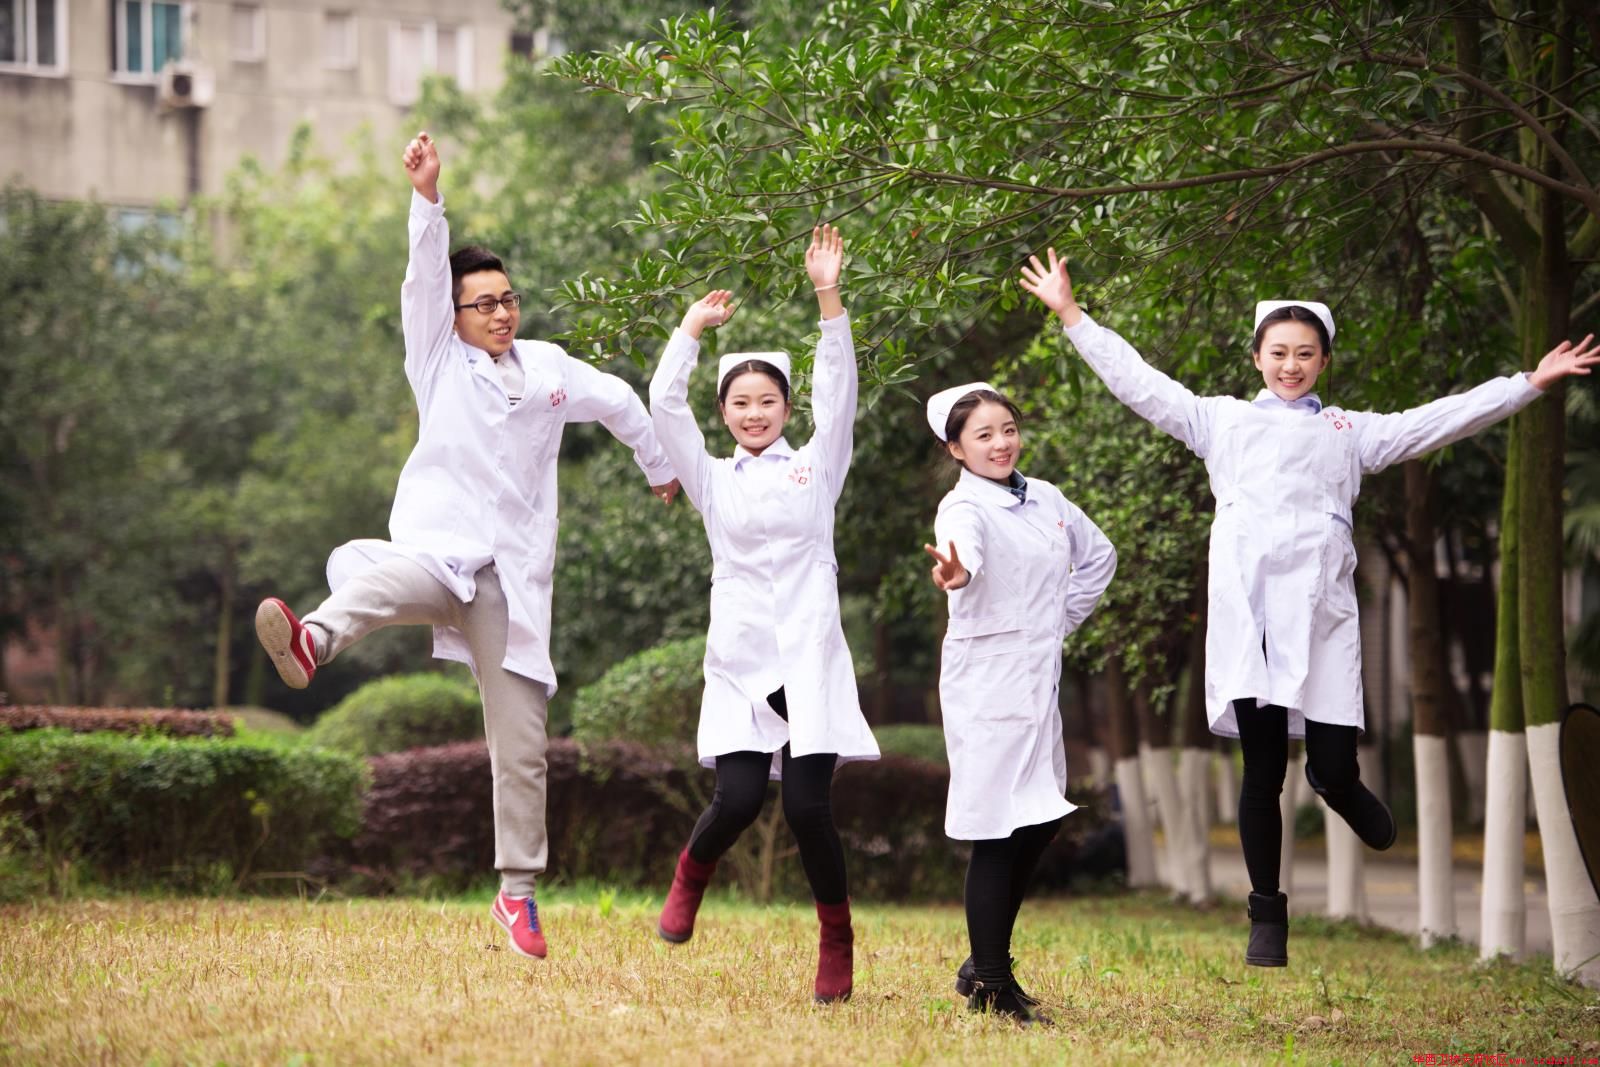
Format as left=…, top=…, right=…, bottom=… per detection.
left=1253, top=319, right=1329, bottom=401
left=719, top=370, right=791, bottom=454
left=948, top=400, right=1022, bottom=481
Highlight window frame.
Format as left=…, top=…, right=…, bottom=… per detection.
left=0, top=0, right=69, bottom=77
left=229, top=2, right=264, bottom=63
left=112, top=0, right=189, bottom=83
left=322, top=9, right=356, bottom=71
left=387, top=19, right=471, bottom=106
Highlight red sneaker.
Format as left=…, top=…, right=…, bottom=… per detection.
left=255, top=598, right=318, bottom=689
left=491, top=891, right=547, bottom=959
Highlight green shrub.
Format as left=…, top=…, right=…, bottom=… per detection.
left=0, top=729, right=367, bottom=893
left=569, top=635, right=705, bottom=747
left=872, top=723, right=948, bottom=767
left=305, top=672, right=483, bottom=757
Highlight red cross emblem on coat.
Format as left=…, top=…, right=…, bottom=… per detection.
left=789, top=465, right=812, bottom=487
left=550, top=388, right=567, bottom=408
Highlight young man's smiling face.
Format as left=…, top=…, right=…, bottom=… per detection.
left=454, top=269, right=520, bottom=357
left=1253, top=319, right=1329, bottom=402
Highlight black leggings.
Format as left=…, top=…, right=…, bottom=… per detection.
left=1235, top=699, right=1360, bottom=895
left=965, top=818, right=1063, bottom=985
left=685, top=689, right=848, bottom=905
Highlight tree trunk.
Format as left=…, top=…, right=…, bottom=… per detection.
left=1176, top=578, right=1214, bottom=902
left=211, top=547, right=235, bottom=711
left=1106, top=656, right=1157, bottom=888
left=51, top=563, right=70, bottom=705
left=1278, top=745, right=1305, bottom=898
left=1516, top=286, right=1600, bottom=987
left=1405, top=459, right=1458, bottom=946
left=1324, top=744, right=1373, bottom=921
left=1135, top=679, right=1185, bottom=898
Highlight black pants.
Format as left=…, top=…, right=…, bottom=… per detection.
left=965, top=817, right=1063, bottom=985
left=1235, top=698, right=1361, bottom=895
left=685, top=689, right=849, bottom=905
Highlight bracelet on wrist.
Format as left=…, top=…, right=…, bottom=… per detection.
left=814, top=283, right=840, bottom=293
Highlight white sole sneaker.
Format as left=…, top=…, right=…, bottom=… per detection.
left=255, top=599, right=313, bottom=689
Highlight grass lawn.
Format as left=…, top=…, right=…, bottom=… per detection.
left=1, top=888, right=1594, bottom=1066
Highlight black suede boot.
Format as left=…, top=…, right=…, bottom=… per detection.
left=968, top=978, right=1052, bottom=1026
left=1245, top=891, right=1289, bottom=967
left=955, top=956, right=1032, bottom=1002
left=1305, top=765, right=1398, bottom=850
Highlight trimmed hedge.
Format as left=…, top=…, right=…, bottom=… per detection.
left=318, top=737, right=1116, bottom=901
left=305, top=673, right=483, bottom=757
left=872, top=723, right=949, bottom=767
left=0, top=705, right=235, bottom=738
left=0, top=729, right=366, bottom=892
left=569, top=636, right=705, bottom=747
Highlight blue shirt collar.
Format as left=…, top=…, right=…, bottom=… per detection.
left=1252, top=389, right=1323, bottom=414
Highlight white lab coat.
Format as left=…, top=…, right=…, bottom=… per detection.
left=935, top=468, right=1117, bottom=839
left=649, top=314, right=880, bottom=777
left=326, top=192, right=675, bottom=694
left=1064, top=313, right=1543, bottom=738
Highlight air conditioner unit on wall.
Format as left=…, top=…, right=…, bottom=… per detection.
left=159, top=60, right=216, bottom=109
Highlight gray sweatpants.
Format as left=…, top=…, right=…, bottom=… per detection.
left=304, top=557, right=549, bottom=897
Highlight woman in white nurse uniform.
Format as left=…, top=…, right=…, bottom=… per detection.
left=647, top=224, right=879, bottom=1004
left=1020, top=246, right=1600, bottom=968
left=923, top=384, right=1116, bottom=1025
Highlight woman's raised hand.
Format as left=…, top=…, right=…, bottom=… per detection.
left=1018, top=248, right=1081, bottom=326
left=923, top=541, right=971, bottom=591
left=680, top=290, right=737, bottom=341
left=1529, top=333, right=1600, bottom=390
left=806, top=224, right=844, bottom=290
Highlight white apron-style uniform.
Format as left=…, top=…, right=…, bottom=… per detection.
left=648, top=314, right=880, bottom=776
left=1065, top=313, right=1544, bottom=738
left=326, top=191, right=675, bottom=693
left=935, top=469, right=1117, bottom=839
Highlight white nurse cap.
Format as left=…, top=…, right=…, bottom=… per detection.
left=1254, top=300, right=1335, bottom=342
left=926, top=381, right=996, bottom=441
left=718, top=351, right=792, bottom=391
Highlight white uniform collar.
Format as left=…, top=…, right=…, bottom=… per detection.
left=1252, top=389, right=1323, bottom=414
left=733, top=436, right=795, bottom=466
left=953, top=466, right=1026, bottom=508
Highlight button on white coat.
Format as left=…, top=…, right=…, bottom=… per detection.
left=649, top=315, right=880, bottom=776
left=326, top=192, right=675, bottom=694
left=1065, top=313, right=1542, bottom=738
left=935, top=469, right=1117, bottom=840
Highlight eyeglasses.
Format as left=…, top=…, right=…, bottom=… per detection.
left=454, top=293, right=522, bottom=315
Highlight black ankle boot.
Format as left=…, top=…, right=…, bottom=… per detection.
left=1305, top=766, right=1397, bottom=850
left=1245, top=891, right=1288, bottom=967
left=955, top=956, right=1030, bottom=1001
left=968, top=978, right=1051, bottom=1026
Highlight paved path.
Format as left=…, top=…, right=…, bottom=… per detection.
left=1186, top=849, right=1553, bottom=956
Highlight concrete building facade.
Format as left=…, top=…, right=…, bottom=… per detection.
left=1, top=0, right=516, bottom=210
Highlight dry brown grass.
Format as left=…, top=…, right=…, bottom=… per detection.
left=1, top=889, right=1594, bottom=1066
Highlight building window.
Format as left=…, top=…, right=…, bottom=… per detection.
left=230, top=3, right=263, bottom=62
left=0, top=0, right=66, bottom=74
left=323, top=10, right=355, bottom=69
left=388, top=20, right=471, bottom=106
left=114, top=0, right=184, bottom=78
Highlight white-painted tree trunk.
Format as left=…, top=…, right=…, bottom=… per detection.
left=1479, top=728, right=1528, bottom=960
left=1323, top=742, right=1376, bottom=921
left=1116, top=754, right=1159, bottom=889
left=1178, top=746, right=1214, bottom=903
left=1140, top=743, right=1188, bottom=896
left=1088, top=745, right=1112, bottom=785
left=1457, top=729, right=1489, bottom=826
left=1214, top=747, right=1238, bottom=824
left=1278, top=750, right=1306, bottom=897
left=1527, top=722, right=1600, bottom=987
left=1415, top=733, right=1456, bottom=947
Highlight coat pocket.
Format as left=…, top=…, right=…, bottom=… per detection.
left=942, top=613, right=1035, bottom=721
left=527, top=513, right=559, bottom=583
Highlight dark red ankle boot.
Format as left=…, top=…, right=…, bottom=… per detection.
left=814, top=898, right=854, bottom=1003
left=658, top=848, right=716, bottom=943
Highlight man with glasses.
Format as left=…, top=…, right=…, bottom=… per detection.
left=254, top=131, right=679, bottom=961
